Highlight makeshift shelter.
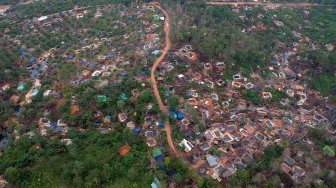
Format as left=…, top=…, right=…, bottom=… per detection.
left=119, top=145, right=131, bottom=156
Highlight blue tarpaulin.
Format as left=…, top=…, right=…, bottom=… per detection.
left=156, top=121, right=164, bottom=128
left=176, top=112, right=183, bottom=120
left=120, top=71, right=127, bottom=77
left=151, top=50, right=160, bottom=56
left=107, top=53, right=113, bottom=59
left=254, top=85, right=260, bottom=92
left=29, top=57, right=35, bottom=63
left=154, top=155, right=163, bottom=162
left=67, top=55, right=74, bottom=60
left=50, top=122, right=57, bottom=126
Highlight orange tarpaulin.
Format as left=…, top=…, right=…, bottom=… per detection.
left=119, top=145, right=131, bottom=156
left=70, top=105, right=80, bottom=114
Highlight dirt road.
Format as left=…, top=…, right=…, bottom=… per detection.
left=149, top=2, right=180, bottom=157
left=206, top=1, right=333, bottom=7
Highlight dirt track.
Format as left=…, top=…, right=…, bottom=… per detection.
left=149, top=2, right=180, bottom=157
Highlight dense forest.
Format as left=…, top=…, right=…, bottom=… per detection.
left=0, top=128, right=154, bottom=187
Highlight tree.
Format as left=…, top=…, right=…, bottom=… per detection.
left=117, top=100, right=125, bottom=110
left=199, top=177, right=220, bottom=188
left=264, top=175, right=281, bottom=188
left=140, top=90, right=153, bottom=103
left=243, top=89, right=261, bottom=104
left=228, top=169, right=251, bottom=186
left=4, top=167, right=21, bottom=184
left=168, top=95, right=179, bottom=109
left=173, top=173, right=183, bottom=183
left=164, top=157, right=171, bottom=168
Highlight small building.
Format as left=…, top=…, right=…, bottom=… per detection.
left=153, top=148, right=163, bottom=162
left=223, top=133, right=234, bottom=142
left=57, top=119, right=67, bottom=126
left=118, top=113, right=127, bottom=122
left=179, top=139, right=194, bottom=153
left=176, top=111, right=183, bottom=120
left=292, top=165, right=305, bottom=177
left=151, top=178, right=160, bottom=188
left=284, top=156, right=295, bottom=166
left=126, top=121, right=135, bottom=129
left=200, top=142, right=210, bottom=151
left=214, top=165, right=225, bottom=174
left=38, top=16, right=48, bottom=22
left=146, top=138, right=157, bottom=147
left=155, top=121, right=164, bottom=128
left=262, top=92, right=272, bottom=99
left=281, top=163, right=292, bottom=174
left=206, top=154, right=218, bottom=167
left=17, top=84, right=25, bottom=91
left=151, top=50, right=160, bottom=56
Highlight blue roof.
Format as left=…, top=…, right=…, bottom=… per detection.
left=133, top=127, right=141, bottom=132
left=156, top=121, right=164, bottom=127
left=107, top=53, right=113, bottom=58
left=21, top=51, right=28, bottom=57
left=50, top=122, right=57, bottom=126
left=31, top=89, right=39, bottom=96
left=151, top=50, right=160, bottom=56
left=159, top=165, right=167, bottom=171
left=107, top=115, right=112, bottom=119
left=91, top=61, right=97, bottom=68
left=120, top=71, right=127, bottom=77
left=30, top=69, right=39, bottom=78
left=67, top=55, right=74, bottom=60
left=206, top=155, right=218, bottom=167
left=154, top=154, right=163, bottom=162
left=168, top=109, right=176, bottom=113
left=254, top=85, right=260, bottom=92
left=151, top=182, right=158, bottom=188
left=184, top=132, right=192, bottom=137
left=151, top=178, right=160, bottom=188
left=176, top=112, right=183, bottom=120
left=29, top=57, right=35, bottom=63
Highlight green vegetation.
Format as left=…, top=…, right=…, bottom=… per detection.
left=265, top=88, right=288, bottom=105
left=0, top=128, right=154, bottom=187
left=242, top=89, right=261, bottom=104
left=323, top=146, right=335, bottom=157
left=163, top=0, right=336, bottom=96
left=308, top=125, right=336, bottom=149
left=307, top=50, right=336, bottom=97
left=168, top=95, right=179, bottom=109
left=228, top=144, right=284, bottom=187
left=2, top=0, right=134, bottom=20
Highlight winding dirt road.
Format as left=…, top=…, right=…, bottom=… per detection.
left=149, top=2, right=180, bottom=157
